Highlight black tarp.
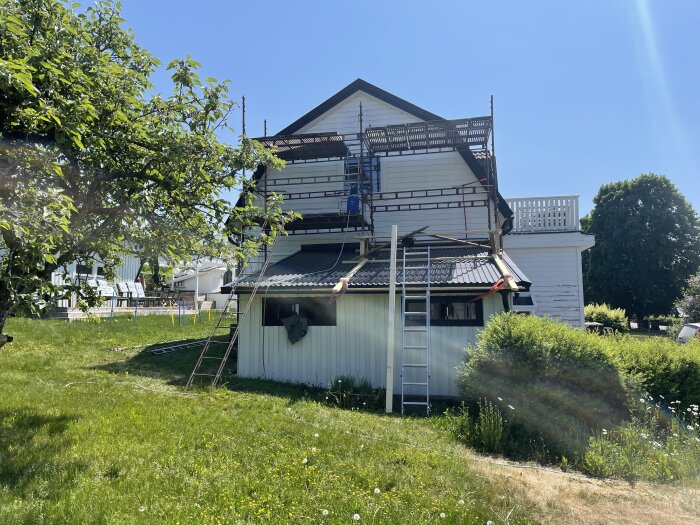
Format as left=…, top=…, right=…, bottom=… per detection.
left=281, top=313, right=308, bottom=344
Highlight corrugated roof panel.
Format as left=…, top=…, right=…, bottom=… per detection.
left=237, top=245, right=530, bottom=290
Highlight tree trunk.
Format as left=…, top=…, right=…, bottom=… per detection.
left=0, top=286, right=12, bottom=347
left=635, top=310, right=646, bottom=331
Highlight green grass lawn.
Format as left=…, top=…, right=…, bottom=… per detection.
left=0, top=316, right=536, bottom=524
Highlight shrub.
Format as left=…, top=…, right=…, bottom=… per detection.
left=583, top=404, right=700, bottom=482
left=325, top=375, right=385, bottom=411
left=602, top=336, right=700, bottom=410
left=584, top=303, right=629, bottom=333
left=445, top=400, right=508, bottom=454
left=457, top=313, right=632, bottom=460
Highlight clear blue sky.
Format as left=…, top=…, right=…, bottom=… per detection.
left=118, top=0, right=700, bottom=215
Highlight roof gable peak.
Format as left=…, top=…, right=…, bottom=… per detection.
left=277, top=79, right=442, bottom=135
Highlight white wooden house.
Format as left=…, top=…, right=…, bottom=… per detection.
left=233, top=79, right=594, bottom=400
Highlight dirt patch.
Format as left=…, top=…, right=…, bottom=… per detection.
left=469, top=456, right=700, bottom=525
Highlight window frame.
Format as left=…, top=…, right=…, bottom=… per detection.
left=405, top=296, right=484, bottom=327
left=262, top=297, right=337, bottom=327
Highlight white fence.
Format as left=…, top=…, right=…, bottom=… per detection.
left=506, top=196, right=579, bottom=232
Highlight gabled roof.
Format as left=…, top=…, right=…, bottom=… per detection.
left=235, top=245, right=530, bottom=291
left=239, top=79, right=512, bottom=218
left=277, top=79, right=442, bottom=135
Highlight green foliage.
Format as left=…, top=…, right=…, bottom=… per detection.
left=325, top=375, right=386, bottom=411
left=457, top=313, right=633, bottom=460
left=0, top=317, right=533, bottom=524
left=603, top=336, right=700, bottom=410
left=676, top=272, right=700, bottom=322
left=583, top=405, right=700, bottom=482
left=446, top=400, right=508, bottom=454
left=455, top=313, right=700, bottom=481
left=584, top=303, right=629, bottom=333
left=582, top=174, right=700, bottom=322
left=0, top=0, right=296, bottom=337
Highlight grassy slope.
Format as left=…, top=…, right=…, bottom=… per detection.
left=0, top=317, right=534, bottom=525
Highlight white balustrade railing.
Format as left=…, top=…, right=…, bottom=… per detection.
left=506, top=195, right=579, bottom=232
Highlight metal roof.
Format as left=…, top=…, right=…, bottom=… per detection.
left=236, top=245, right=530, bottom=291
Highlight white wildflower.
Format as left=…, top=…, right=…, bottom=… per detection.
left=139, top=506, right=146, bottom=512
left=689, top=425, right=694, bottom=431
left=314, top=433, right=320, bottom=438
left=439, top=512, right=446, bottom=518
left=602, top=429, right=608, bottom=435
left=374, top=488, right=381, bottom=494
left=639, top=398, right=645, bottom=403
left=458, top=499, right=465, bottom=505
left=303, top=457, right=308, bottom=465
left=353, top=513, right=361, bottom=521
left=312, top=447, right=317, bottom=453
left=322, top=509, right=329, bottom=516
left=487, top=521, right=495, bottom=525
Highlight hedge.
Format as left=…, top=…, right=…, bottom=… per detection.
left=584, top=303, right=629, bottom=332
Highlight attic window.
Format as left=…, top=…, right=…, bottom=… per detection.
left=263, top=297, right=336, bottom=326
left=405, top=296, right=483, bottom=327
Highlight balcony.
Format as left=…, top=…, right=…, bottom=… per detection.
left=506, top=195, right=580, bottom=233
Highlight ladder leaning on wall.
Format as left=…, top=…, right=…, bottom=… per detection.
left=400, top=245, right=432, bottom=415
left=185, top=252, right=274, bottom=389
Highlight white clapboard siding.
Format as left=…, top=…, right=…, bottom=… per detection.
left=264, top=161, right=346, bottom=216
left=238, top=293, right=502, bottom=398
left=257, top=150, right=491, bottom=245
left=297, top=91, right=424, bottom=135
left=372, top=152, right=489, bottom=237
left=502, top=245, right=585, bottom=326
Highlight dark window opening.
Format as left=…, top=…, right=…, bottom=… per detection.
left=263, top=297, right=336, bottom=326
left=76, top=264, right=92, bottom=275
left=96, top=265, right=105, bottom=276
left=405, top=296, right=483, bottom=327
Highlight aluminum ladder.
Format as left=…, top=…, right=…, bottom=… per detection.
left=185, top=287, right=241, bottom=388
left=400, top=245, right=431, bottom=415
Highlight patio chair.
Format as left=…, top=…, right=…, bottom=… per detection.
left=115, top=282, right=132, bottom=306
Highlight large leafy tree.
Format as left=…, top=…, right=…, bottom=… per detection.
left=582, top=174, right=700, bottom=322
left=0, top=0, right=293, bottom=344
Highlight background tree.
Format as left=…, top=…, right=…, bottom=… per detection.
left=676, top=273, right=700, bottom=322
left=0, top=0, right=294, bottom=344
left=582, top=174, right=700, bottom=322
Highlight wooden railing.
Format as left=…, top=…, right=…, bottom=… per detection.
left=506, top=196, right=579, bottom=232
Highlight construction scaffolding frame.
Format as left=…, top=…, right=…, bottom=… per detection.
left=250, top=109, right=501, bottom=243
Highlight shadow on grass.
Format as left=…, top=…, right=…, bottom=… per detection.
left=95, top=338, right=393, bottom=409
left=0, top=409, right=86, bottom=494
left=96, top=336, right=233, bottom=385
left=96, top=339, right=458, bottom=415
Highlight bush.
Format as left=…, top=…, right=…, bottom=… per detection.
left=446, top=400, right=508, bottom=454
left=457, top=313, right=633, bottom=460
left=325, top=375, right=385, bottom=411
left=602, top=336, right=700, bottom=410
left=584, top=303, right=629, bottom=333
left=583, top=404, right=700, bottom=482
